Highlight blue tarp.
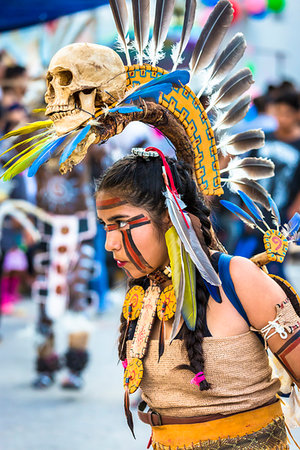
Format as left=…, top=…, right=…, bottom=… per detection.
left=0, top=1, right=109, bottom=32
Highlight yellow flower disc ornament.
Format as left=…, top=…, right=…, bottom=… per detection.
left=157, top=285, right=177, bottom=321
left=123, top=285, right=144, bottom=320
left=123, top=358, right=144, bottom=394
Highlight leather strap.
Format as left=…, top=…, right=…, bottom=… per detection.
left=137, top=397, right=278, bottom=427
left=138, top=409, right=224, bottom=426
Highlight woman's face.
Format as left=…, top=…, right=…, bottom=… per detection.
left=96, top=190, right=170, bottom=279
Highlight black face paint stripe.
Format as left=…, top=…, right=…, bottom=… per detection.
left=129, top=220, right=151, bottom=229
left=121, top=230, right=145, bottom=271
left=126, top=229, right=152, bottom=269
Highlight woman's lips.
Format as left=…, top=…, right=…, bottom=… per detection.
left=116, top=260, right=127, bottom=268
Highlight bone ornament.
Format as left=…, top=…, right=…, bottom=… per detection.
left=45, top=43, right=127, bottom=136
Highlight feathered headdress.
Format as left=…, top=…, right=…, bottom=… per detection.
left=0, top=0, right=270, bottom=209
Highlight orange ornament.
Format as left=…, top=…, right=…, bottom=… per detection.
left=263, top=230, right=288, bottom=263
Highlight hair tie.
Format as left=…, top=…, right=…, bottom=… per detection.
left=191, top=372, right=206, bottom=386
left=122, top=359, right=128, bottom=369
left=131, top=147, right=159, bottom=159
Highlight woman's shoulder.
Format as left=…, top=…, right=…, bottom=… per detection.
left=226, top=255, right=286, bottom=329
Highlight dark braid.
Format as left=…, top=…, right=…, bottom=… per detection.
left=118, top=312, right=128, bottom=361
left=97, top=155, right=221, bottom=388
left=169, top=161, right=217, bottom=390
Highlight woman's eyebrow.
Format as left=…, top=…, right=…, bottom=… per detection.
left=106, top=214, right=130, bottom=222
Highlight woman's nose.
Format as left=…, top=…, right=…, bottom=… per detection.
left=105, top=230, right=122, bottom=252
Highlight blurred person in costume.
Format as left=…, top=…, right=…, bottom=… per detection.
left=1, top=65, right=28, bottom=109
left=31, top=159, right=97, bottom=389
left=0, top=164, right=41, bottom=319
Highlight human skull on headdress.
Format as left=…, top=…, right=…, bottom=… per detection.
left=45, top=43, right=127, bottom=135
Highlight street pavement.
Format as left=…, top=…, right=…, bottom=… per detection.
left=0, top=295, right=148, bottom=450
left=1, top=261, right=300, bottom=450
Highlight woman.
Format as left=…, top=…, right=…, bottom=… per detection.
left=96, top=148, right=300, bottom=449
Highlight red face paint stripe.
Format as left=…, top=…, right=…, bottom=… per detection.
left=129, top=217, right=150, bottom=226
left=96, top=197, right=127, bottom=209
left=121, top=230, right=146, bottom=271
left=105, top=224, right=119, bottom=232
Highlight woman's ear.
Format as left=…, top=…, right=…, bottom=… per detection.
left=162, top=210, right=172, bottom=230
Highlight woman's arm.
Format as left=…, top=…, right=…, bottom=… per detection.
left=230, top=256, right=300, bottom=387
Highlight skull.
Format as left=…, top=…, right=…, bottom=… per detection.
left=45, top=43, right=127, bottom=135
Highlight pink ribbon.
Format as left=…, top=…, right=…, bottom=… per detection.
left=122, top=359, right=128, bottom=369
left=191, top=372, right=206, bottom=386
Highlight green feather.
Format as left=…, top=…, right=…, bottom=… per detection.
left=181, top=246, right=197, bottom=331
left=1, top=144, right=46, bottom=181
left=0, top=120, right=53, bottom=141
left=165, top=226, right=182, bottom=299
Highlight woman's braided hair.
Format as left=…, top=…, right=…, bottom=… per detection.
left=97, top=154, right=222, bottom=390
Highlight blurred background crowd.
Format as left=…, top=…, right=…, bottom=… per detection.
left=0, top=0, right=300, bottom=448
left=1, top=0, right=300, bottom=320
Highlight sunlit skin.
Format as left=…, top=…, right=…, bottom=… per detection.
left=96, top=191, right=170, bottom=280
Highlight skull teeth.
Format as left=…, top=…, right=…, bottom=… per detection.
left=48, top=109, right=79, bottom=120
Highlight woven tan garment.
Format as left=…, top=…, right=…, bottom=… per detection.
left=127, top=331, right=280, bottom=417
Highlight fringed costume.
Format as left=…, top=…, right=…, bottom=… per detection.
left=1, top=0, right=300, bottom=446
left=32, top=163, right=97, bottom=388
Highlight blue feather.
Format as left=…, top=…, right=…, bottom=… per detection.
left=122, top=70, right=190, bottom=104
left=109, top=105, right=143, bottom=113
left=268, top=195, right=281, bottom=226
left=237, top=189, right=263, bottom=222
left=124, top=83, right=173, bottom=103
left=59, top=125, right=91, bottom=165
left=204, top=281, right=222, bottom=303
left=220, top=199, right=256, bottom=226
left=288, top=212, right=300, bottom=236
left=142, top=70, right=190, bottom=89
left=28, top=136, right=67, bottom=177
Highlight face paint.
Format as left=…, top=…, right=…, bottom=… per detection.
left=96, top=197, right=127, bottom=210
left=97, top=191, right=169, bottom=278
left=121, top=215, right=152, bottom=272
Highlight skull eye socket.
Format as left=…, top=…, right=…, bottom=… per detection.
left=57, top=70, right=73, bottom=86
left=46, top=73, right=53, bottom=83
left=82, top=88, right=94, bottom=95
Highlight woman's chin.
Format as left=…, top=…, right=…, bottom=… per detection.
left=124, top=266, right=151, bottom=280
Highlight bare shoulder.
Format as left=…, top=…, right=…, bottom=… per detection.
left=228, top=256, right=286, bottom=329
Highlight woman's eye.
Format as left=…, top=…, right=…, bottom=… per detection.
left=118, top=221, right=128, bottom=229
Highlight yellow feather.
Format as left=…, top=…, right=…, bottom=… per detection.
left=3, top=137, right=50, bottom=168
left=165, top=226, right=182, bottom=299
left=32, top=108, right=46, bottom=113
left=0, top=120, right=53, bottom=141
left=0, top=131, right=51, bottom=159
left=181, top=248, right=197, bottom=330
